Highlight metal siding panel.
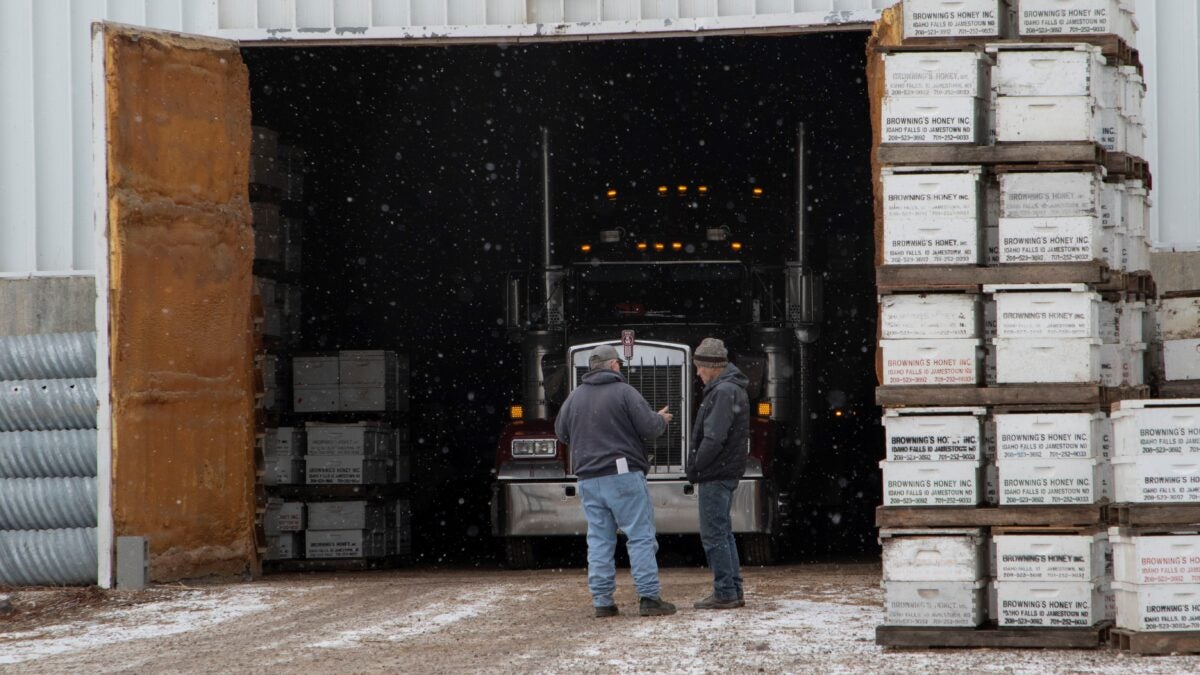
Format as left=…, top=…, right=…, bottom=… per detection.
left=33, top=0, right=75, bottom=272
left=448, top=0, right=486, bottom=25
left=258, top=0, right=296, bottom=28
left=1144, top=0, right=1200, bottom=249
left=372, top=0, right=411, bottom=25
left=218, top=0, right=258, bottom=28
left=182, top=0, right=220, bottom=31
left=0, top=1, right=37, bottom=274
left=601, top=0, right=638, bottom=20
left=334, top=0, right=372, bottom=26
left=145, top=0, right=185, bottom=30
left=296, top=0, right=333, bottom=27
left=106, top=0, right=147, bottom=24
left=71, top=0, right=105, bottom=272
left=563, top=0, right=597, bottom=21
left=528, top=0, right=562, bottom=22
left=411, top=0, right=448, bottom=25
left=486, top=0, right=526, bottom=24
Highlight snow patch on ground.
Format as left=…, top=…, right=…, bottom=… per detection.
left=307, top=587, right=507, bottom=649
left=0, top=586, right=276, bottom=666
left=554, top=591, right=1196, bottom=675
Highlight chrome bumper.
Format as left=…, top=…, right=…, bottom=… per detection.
left=494, top=479, right=770, bottom=537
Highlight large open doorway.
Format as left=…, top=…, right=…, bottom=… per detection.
left=97, top=24, right=880, bottom=583
left=241, top=33, right=880, bottom=566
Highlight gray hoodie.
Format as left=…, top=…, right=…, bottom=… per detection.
left=554, top=368, right=667, bottom=480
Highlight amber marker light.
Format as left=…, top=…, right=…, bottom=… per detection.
left=698, top=185, right=709, bottom=195
left=731, top=242, right=743, bottom=251
left=757, top=402, right=772, bottom=417
left=677, top=184, right=688, bottom=195
left=510, top=405, right=524, bottom=420
left=580, top=244, right=592, bottom=252
left=834, top=409, right=844, bottom=418
left=654, top=242, right=665, bottom=251
left=636, top=242, right=648, bottom=251
left=657, top=186, right=669, bottom=196
left=606, top=189, right=618, bottom=200
left=752, top=187, right=764, bottom=198
left=671, top=242, right=683, bottom=250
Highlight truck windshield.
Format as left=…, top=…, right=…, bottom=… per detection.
left=569, top=262, right=748, bottom=324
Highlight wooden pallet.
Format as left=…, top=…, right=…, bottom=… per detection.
left=265, top=483, right=412, bottom=500
left=1108, top=504, right=1200, bottom=529
left=1157, top=381, right=1200, bottom=399
left=878, top=142, right=1106, bottom=168
left=882, top=34, right=1140, bottom=69
left=875, top=263, right=1152, bottom=295
left=877, top=622, right=1111, bottom=649
left=876, top=505, right=1107, bottom=528
left=992, top=524, right=1104, bottom=535
left=875, top=384, right=1149, bottom=408
left=252, top=259, right=301, bottom=284
left=262, top=555, right=410, bottom=574
left=1110, top=628, right=1200, bottom=655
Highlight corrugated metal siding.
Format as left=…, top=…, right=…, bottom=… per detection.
left=0, top=333, right=98, bottom=586
left=0, top=0, right=899, bottom=275
left=1137, top=0, right=1200, bottom=250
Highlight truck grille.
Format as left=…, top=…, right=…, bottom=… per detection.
left=572, top=350, right=688, bottom=474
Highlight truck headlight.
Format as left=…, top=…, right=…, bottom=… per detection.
left=512, top=438, right=557, bottom=458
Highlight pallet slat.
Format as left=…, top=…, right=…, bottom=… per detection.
left=1109, top=504, right=1200, bottom=529
left=877, top=622, right=1110, bottom=649
left=878, top=142, right=1105, bottom=167
left=876, top=385, right=1149, bottom=408
left=876, top=505, right=1107, bottom=528
left=876, top=264, right=1154, bottom=295
left=1110, top=628, right=1200, bottom=655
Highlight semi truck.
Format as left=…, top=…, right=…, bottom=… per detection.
left=491, top=128, right=822, bottom=567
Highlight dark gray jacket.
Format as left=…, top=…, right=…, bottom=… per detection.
left=686, top=363, right=749, bottom=484
left=554, top=368, right=667, bottom=480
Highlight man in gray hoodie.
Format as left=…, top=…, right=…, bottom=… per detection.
left=555, top=344, right=677, bottom=617
left=687, top=337, right=750, bottom=610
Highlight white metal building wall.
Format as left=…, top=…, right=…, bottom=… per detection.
left=1136, top=0, right=1200, bottom=251
left=1, top=0, right=1196, bottom=276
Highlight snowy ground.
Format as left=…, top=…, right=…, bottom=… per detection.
left=0, top=563, right=1193, bottom=673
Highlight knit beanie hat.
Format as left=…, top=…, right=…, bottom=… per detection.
left=693, top=337, right=728, bottom=368
left=588, top=344, right=621, bottom=370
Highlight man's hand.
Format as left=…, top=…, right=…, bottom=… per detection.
left=658, top=406, right=674, bottom=424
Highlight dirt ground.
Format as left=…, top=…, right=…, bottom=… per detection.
left=0, top=562, right=1196, bottom=674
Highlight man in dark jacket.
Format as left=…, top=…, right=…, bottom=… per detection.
left=686, top=337, right=750, bottom=610
left=555, top=344, right=677, bottom=618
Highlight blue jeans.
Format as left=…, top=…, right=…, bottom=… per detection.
left=578, top=471, right=661, bottom=607
left=699, top=479, right=743, bottom=601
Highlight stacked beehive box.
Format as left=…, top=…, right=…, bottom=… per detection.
left=875, top=0, right=1156, bottom=648
left=264, top=498, right=305, bottom=561
left=250, top=126, right=305, bottom=347
left=882, top=528, right=989, bottom=628
left=259, top=351, right=412, bottom=568
left=1107, top=399, right=1200, bottom=650
left=293, top=350, right=410, bottom=414
left=1158, top=295, right=1200, bottom=387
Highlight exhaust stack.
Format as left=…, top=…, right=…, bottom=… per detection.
left=540, top=127, right=564, bottom=328
left=786, top=123, right=821, bottom=344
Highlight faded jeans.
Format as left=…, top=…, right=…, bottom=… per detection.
left=699, top=479, right=743, bottom=601
left=578, top=471, right=661, bottom=607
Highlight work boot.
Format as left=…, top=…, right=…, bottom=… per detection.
left=693, top=594, right=740, bottom=610
left=594, top=605, right=619, bottom=618
left=736, top=590, right=746, bottom=608
left=639, top=596, right=677, bottom=616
